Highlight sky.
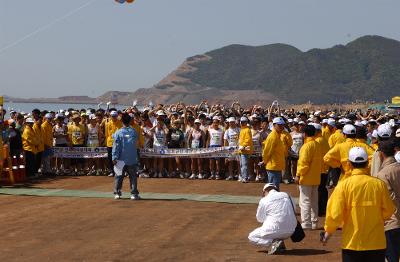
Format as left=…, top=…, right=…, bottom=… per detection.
left=0, top=0, right=399, bottom=98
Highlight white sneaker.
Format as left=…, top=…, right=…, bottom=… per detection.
left=157, top=172, right=163, bottom=178
left=208, top=173, right=215, bottom=180
left=130, top=195, right=141, bottom=200
left=114, top=194, right=121, bottom=200
left=184, top=172, right=190, bottom=179
left=225, top=176, right=233, bottom=181
left=189, top=174, right=196, bottom=179
left=108, top=173, right=114, bottom=177
left=198, top=173, right=204, bottom=179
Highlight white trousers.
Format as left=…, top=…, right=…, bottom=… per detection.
left=248, top=227, right=292, bottom=246
left=299, top=185, right=318, bottom=228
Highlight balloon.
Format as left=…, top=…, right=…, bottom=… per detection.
left=115, top=0, right=126, bottom=3
left=126, top=0, right=135, bottom=3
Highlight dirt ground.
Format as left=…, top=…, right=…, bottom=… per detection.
left=0, top=177, right=342, bottom=261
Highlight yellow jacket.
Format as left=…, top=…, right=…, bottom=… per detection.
left=296, top=137, right=322, bottom=185
left=105, top=120, right=122, bottom=147
left=41, top=121, right=53, bottom=148
left=328, top=129, right=345, bottom=148
left=131, top=123, right=144, bottom=149
left=322, top=126, right=332, bottom=141
left=280, top=130, right=293, bottom=158
left=238, top=126, right=253, bottom=154
left=33, top=122, right=44, bottom=152
left=371, top=143, right=378, bottom=151
left=68, top=123, right=86, bottom=146
left=22, top=125, right=39, bottom=153
left=324, top=138, right=375, bottom=181
left=316, top=134, right=330, bottom=174
left=262, top=128, right=285, bottom=171
left=324, top=168, right=395, bottom=251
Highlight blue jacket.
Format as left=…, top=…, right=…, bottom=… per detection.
left=112, top=126, right=138, bottom=166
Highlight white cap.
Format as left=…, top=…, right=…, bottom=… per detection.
left=311, top=123, right=322, bottom=130
left=89, top=114, right=96, bottom=120
left=354, top=120, right=363, bottom=127
left=272, top=117, right=285, bottom=125
left=263, top=183, right=277, bottom=191
left=298, top=121, right=306, bottom=125
left=240, top=116, right=248, bottom=122
left=327, top=119, right=336, bottom=127
left=361, top=120, right=368, bottom=126
left=110, top=111, right=118, bottom=117
left=343, top=124, right=356, bottom=135
left=44, top=113, right=53, bottom=119
left=372, top=129, right=378, bottom=138
left=314, top=111, right=321, bottom=116
left=25, top=118, right=34, bottom=123
left=194, top=119, right=201, bottom=124
left=227, top=117, right=236, bottom=122
left=293, top=118, right=299, bottom=123
left=322, top=119, right=328, bottom=124
left=348, top=147, right=368, bottom=163
left=212, top=116, right=220, bottom=121
left=156, top=110, right=166, bottom=116
left=377, top=124, right=392, bottom=138
left=396, top=128, right=400, bottom=138
left=288, top=119, right=293, bottom=123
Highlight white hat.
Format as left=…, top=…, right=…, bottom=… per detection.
left=314, top=111, right=321, bottom=116
left=396, top=128, right=400, bottom=138
left=348, top=147, right=368, bottom=163
left=240, top=116, right=248, bottom=122
left=354, top=120, right=363, bottom=127
left=288, top=119, right=293, bottom=123
left=361, top=120, right=368, bottom=126
left=110, top=111, right=118, bottom=117
left=156, top=110, right=166, bottom=116
left=44, top=113, right=53, bottom=119
left=311, top=123, right=322, bottom=130
left=89, top=114, right=96, bottom=120
left=293, top=118, right=300, bottom=123
left=212, top=116, right=220, bottom=121
left=263, top=183, right=277, bottom=191
left=25, top=118, right=34, bottom=123
left=298, top=121, right=306, bottom=125
left=272, top=117, right=285, bottom=125
left=377, top=124, right=392, bottom=138
left=322, top=119, right=328, bottom=124
left=327, top=119, right=336, bottom=127
left=194, top=119, right=201, bottom=124
left=343, top=124, right=356, bottom=135
left=227, top=117, right=236, bottom=122
left=372, top=129, right=378, bottom=139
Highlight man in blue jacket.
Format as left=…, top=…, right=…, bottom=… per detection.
left=112, top=112, right=140, bottom=200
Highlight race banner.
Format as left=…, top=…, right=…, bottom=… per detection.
left=52, top=146, right=262, bottom=159
left=52, top=147, right=108, bottom=159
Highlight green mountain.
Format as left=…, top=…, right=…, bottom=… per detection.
left=178, top=35, right=400, bottom=104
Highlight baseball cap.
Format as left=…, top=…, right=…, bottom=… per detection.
left=110, top=111, right=118, bottom=117
left=156, top=110, right=166, bottom=116
left=298, top=121, right=306, bottom=125
left=311, top=123, right=322, bottom=130
left=272, top=117, right=285, bottom=125
left=348, top=147, right=368, bottom=163
left=354, top=120, right=364, bottom=127
left=212, top=116, right=220, bottom=121
left=263, top=183, right=278, bottom=191
left=44, top=113, right=53, bottom=119
left=343, top=124, right=356, bottom=135
left=25, top=118, right=34, bottom=123
left=89, top=114, right=96, bottom=120
left=227, top=117, right=236, bottom=122
left=377, top=124, right=392, bottom=138
left=240, top=116, right=248, bottom=122
left=396, top=128, right=400, bottom=138
left=194, top=119, right=201, bottom=124
left=327, top=119, right=336, bottom=127
left=322, top=119, right=328, bottom=124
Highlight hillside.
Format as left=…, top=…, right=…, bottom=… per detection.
left=131, top=35, right=400, bottom=105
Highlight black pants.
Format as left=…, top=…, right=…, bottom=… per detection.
left=107, top=147, right=114, bottom=175
left=24, top=151, right=36, bottom=177
left=342, top=249, right=385, bottom=262
left=385, top=228, right=400, bottom=262
left=328, top=167, right=341, bottom=187
left=35, top=151, right=43, bottom=173
left=318, top=173, right=328, bottom=216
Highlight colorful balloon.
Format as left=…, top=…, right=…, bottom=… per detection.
left=115, top=0, right=135, bottom=3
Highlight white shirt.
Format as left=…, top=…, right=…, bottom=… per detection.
left=224, top=127, right=240, bottom=147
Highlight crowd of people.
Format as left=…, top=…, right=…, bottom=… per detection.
left=1, top=101, right=400, bottom=261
